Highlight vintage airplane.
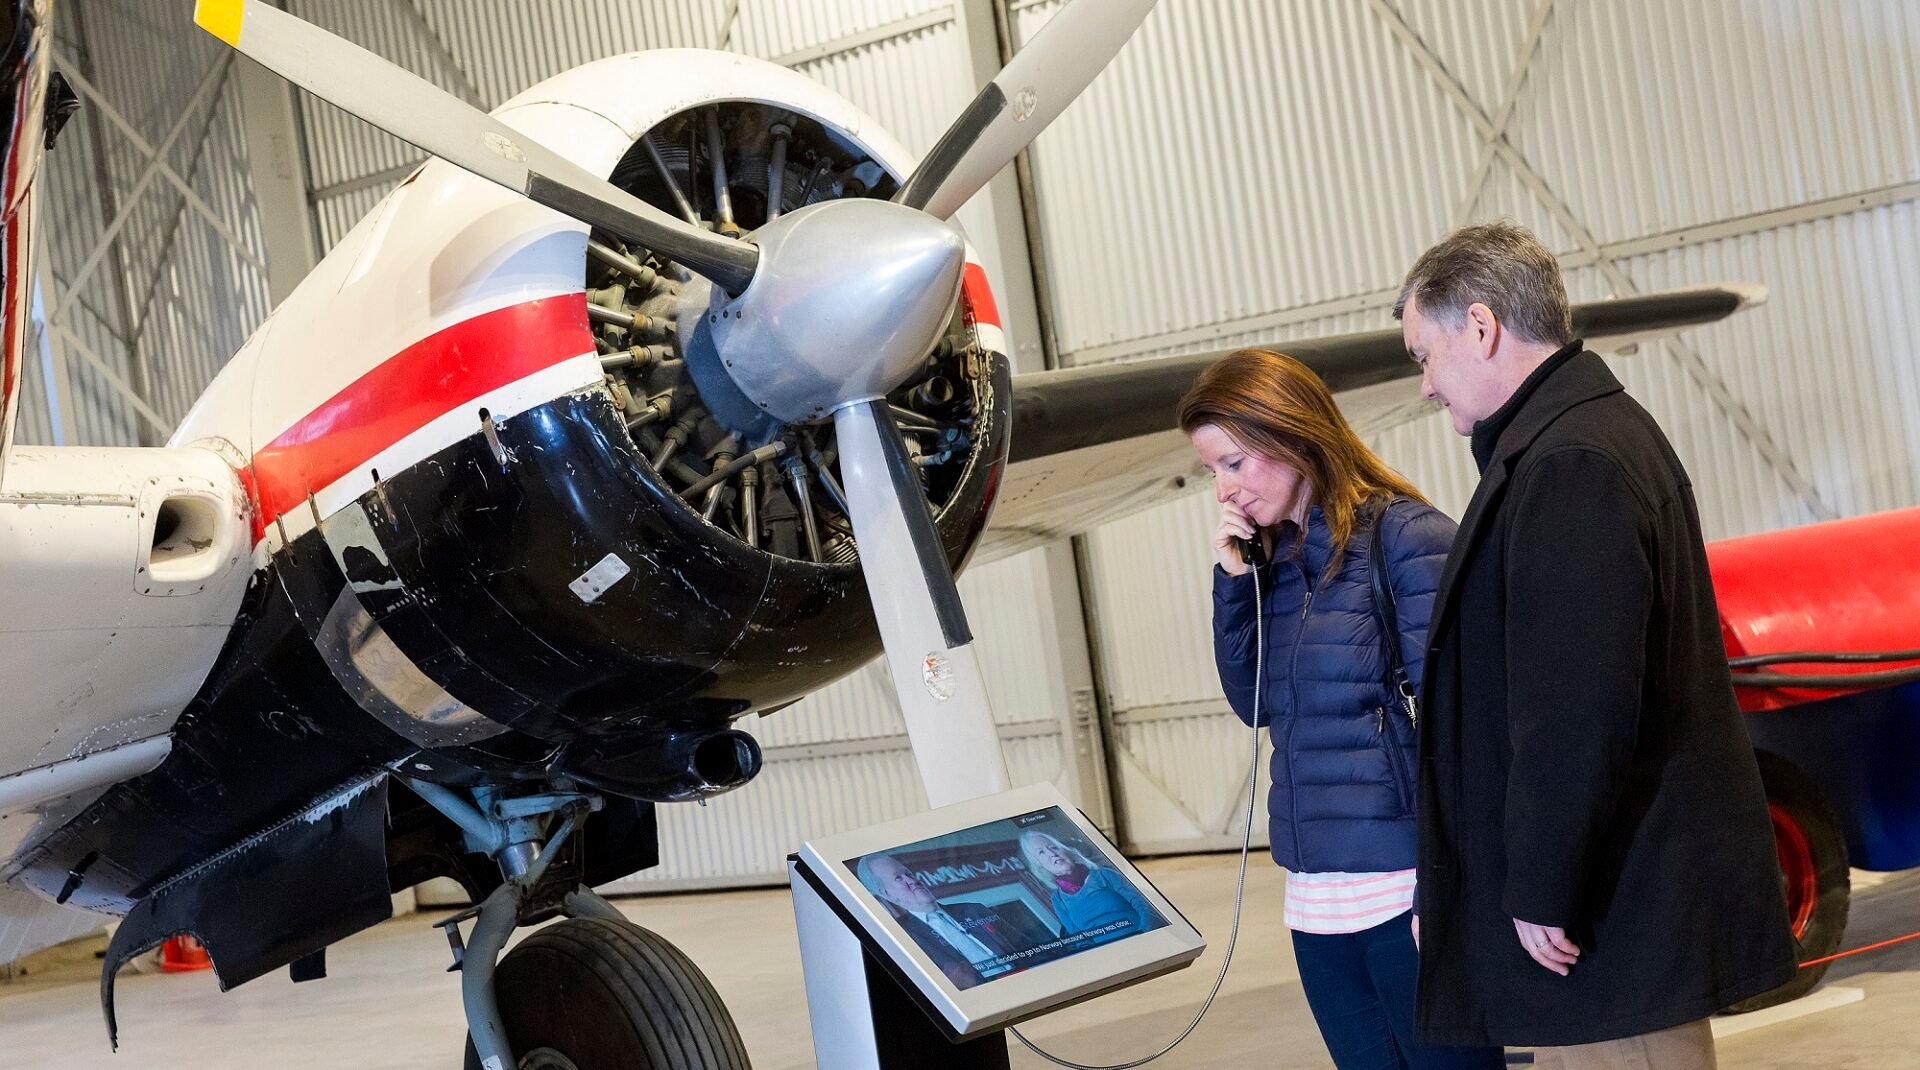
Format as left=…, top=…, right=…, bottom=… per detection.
left=0, top=0, right=1769, bottom=1065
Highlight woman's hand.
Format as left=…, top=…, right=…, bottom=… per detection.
left=1214, top=501, right=1257, bottom=575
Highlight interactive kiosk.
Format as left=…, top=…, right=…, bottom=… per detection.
left=790, top=783, right=1205, bottom=1068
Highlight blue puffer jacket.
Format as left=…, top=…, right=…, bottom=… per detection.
left=1212, top=497, right=1456, bottom=873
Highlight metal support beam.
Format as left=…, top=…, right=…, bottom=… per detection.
left=769, top=8, right=955, bottom=70
left=393, top=0, right=488, bottom=109
left=38, top=259, right=172, bottom=442
left=129, top=96, right=248, bottom=353
left=48, top=56, right=237, bottom=329
left=51, top=58, right=265, bottom=273
left=714, top=0, right=742, bottom=50
left=51, top=324, right=173, bottom=442
left=310, top=161, right=420, bottom=203
left=1560, top=180, right=1920, bottom=267
left=65, top=0, right=151, bottom=443
left=957, top=0, right=1049, bottom=374
left=1397, top=1, right=1836, bottom=519
left=1453, top=0, right=1558, bottom=227
left=238, top=56, right=321, bottom=305
left=755, top=717, right=1061, bottom=763
left=1064, top=179, right=1920, bottom=367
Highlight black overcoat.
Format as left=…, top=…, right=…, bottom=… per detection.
left=1413, top=346, right=1796, bottom=1047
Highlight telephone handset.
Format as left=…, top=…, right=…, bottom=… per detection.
left=1234, top=532, right=1268, bottom=570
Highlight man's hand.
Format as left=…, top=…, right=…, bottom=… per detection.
left=1411, top=914, right=1419, bottom=951
left=1513, top=918, right=1580, bottom=976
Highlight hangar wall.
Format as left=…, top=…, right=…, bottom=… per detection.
left=1018, top=0, right=1920, bottom=850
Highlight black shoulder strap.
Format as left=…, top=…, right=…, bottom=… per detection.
left=1368, top=498, right=1414, bottom=700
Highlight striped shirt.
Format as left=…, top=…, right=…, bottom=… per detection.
left=1283, top=869, right=1417, bottom=934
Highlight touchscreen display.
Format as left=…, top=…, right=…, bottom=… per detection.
left=845, top=806, right=1169, bottom=991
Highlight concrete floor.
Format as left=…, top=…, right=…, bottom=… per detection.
left=3, top=855, right=1918, bottom=1068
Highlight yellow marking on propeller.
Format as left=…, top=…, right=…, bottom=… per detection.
left=194, top=0, right=246, bottom=47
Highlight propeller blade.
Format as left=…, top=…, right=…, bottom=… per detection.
left=894, top=0, right=1157, bottom=220
left=193, top=0, right=758, bottom=293
left=831, top=399, right=1010, bottom=808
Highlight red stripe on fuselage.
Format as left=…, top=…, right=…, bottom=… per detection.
left=961, top=262, right=1000, bottom=329
left=248, top=294, right=592, bottom=529
left=2, top=112, right=30, bottom=450
left=1, top=204, right=22, bottom=437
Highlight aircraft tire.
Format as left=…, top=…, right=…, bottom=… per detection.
left=463, top=915, right=752, bottom=1070
left=1724, top=750, right=1851, bottom=1014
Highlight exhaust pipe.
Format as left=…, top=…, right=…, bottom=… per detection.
left=560, top=728, right=763, bottom=803
left=689, top=730, right=762, bottom=795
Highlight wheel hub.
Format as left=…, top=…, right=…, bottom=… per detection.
left=1770, top=802, right=1819, bottom=939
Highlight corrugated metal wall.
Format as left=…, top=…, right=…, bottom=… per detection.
left=1025, top=0, right=1920, bottom=849
left=17, top=0, right=271, bottom=448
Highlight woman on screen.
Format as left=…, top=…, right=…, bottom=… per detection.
left=1019, top=830, right=1159, bottom=944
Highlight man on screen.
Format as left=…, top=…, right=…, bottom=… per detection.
left=858, top=853, right=1053, bottom=989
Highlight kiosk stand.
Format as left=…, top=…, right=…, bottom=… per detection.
left=790, top=860, right=1013, bottom=1070
left=789, top=785, right=1204, bottom=1069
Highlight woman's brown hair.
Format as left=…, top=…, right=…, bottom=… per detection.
left=1177, top=348, right=1428, bottom=575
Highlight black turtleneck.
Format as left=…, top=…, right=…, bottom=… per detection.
left=1468, top=340, right=1584, bottom=472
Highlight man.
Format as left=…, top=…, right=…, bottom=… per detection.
left=1395, top=222, right=1795, bottom=1067
left=858, top=853, right=1052, bottom=989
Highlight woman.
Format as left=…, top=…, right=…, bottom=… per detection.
left=1179, top=349, right=1500, bottom=1070
left=1019, top=829, right=1160, bottom=944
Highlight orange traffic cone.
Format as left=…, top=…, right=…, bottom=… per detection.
left=159, top=935, right=213, bottom=973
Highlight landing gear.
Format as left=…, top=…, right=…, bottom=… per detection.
left=406, top=778, right=750, bottom=1069
left=1725, top=751, right=1851, bottom=1013
left=463, top=915, right=750, bottom=1070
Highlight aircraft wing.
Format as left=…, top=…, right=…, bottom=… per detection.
left=977, top=284, right=1765, bottom=561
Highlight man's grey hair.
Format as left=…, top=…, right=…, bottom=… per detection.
left=856, top=853, right=901, bottom=901
left=1392, top=221, right=1572, bottom=347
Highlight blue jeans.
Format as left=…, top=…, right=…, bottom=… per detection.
left=1291, top=911, right=1504, bottom=1070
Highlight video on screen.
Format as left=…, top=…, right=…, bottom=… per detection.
left=847, top=807, right=1168, bottom=991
